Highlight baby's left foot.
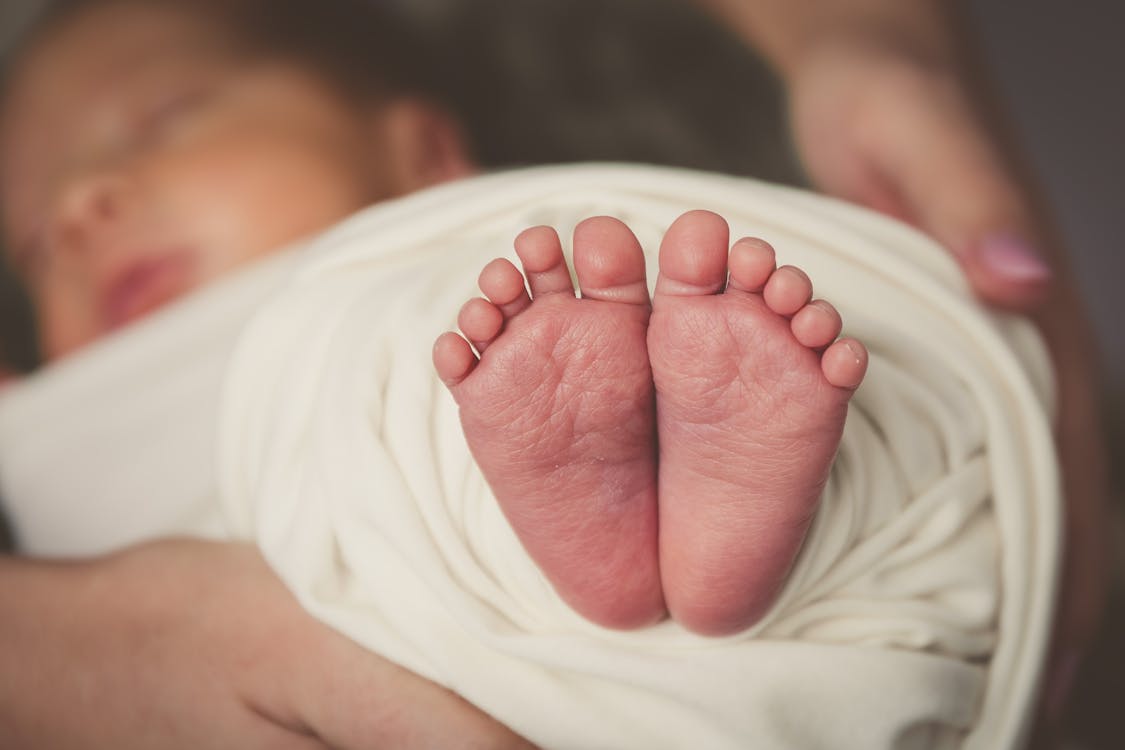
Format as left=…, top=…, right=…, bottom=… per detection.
left=434, top=218, right=663, bottom=629
left=648, top=211, right=868, bottom=636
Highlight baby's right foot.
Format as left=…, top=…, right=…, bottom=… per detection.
left=434, top=218, right=664, bottom=629
left=648, top=211, right=868, bottom=636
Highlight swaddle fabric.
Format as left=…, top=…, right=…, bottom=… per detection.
left=0, top=247, right=302, bottom=556
left=0, top=164, right=1058, bottom=749
left=220, top=165, right=1058, bottom=749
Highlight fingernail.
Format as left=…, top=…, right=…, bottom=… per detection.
left=1045, top=649, right=1081, bottom=725
left=978, top=235, right=1052, bottom=282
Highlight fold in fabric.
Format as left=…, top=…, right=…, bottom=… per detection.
left=217, top=165, right=1059, bottom=749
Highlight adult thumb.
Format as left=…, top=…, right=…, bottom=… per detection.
left=875, top=104, right=1056, bottom=311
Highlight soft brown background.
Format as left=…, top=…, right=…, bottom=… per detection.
left=1, top=0, right=1121, bottom=746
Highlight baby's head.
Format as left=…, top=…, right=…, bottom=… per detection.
left=0, top=0, right=472, bottom=360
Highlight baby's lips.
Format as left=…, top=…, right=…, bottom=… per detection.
left=102, top=251, right=195, bottom=330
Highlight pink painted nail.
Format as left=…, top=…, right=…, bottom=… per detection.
left=978, top=235, right=1052, bottom=282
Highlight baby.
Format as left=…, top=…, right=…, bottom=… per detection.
left=1, top=0, right=869, bottom=639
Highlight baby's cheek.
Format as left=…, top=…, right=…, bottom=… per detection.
left=38, top=280, right=100, bottom=361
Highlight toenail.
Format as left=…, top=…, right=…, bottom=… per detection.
left=735, top=237, right=772, bottom=253
left=779, top=266, right=808, bottom=283
left=843, top=340, right=865, bottom=363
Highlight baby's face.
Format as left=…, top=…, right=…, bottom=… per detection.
left=0, top=3, right=404, bottom=360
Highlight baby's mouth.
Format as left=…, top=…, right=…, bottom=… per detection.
left=102, top=252, right=195, bottom=330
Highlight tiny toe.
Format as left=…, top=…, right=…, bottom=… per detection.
left=762, top=265, right=813, bottom=316
left=791, top=300, right=843, bottom=349
left=653, top=210, right=731, bottom=297
left=515, top=225, right=575, bottom=298
left=433, top=332, right=478, bottom=387
left=478, top=258, right=532, bottom=317
left=457, top=297, right=504, bottom=352
left=572, top=217, right=651, bottom=305
left=727, top=238, right=776, bottom=293
left=822, top=337, right=869, bottom=390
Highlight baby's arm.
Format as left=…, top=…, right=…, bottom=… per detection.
left=0, top=540, right=532, bottom=748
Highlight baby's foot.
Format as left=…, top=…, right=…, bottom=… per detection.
left=648, top=211, right=868, bottom=636
left=434, top=218, right=664, bottom=629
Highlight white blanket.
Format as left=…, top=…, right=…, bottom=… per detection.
left=0, top=165, right=1059, bottom=749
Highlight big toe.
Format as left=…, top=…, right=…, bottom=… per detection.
left=654, top=210, right=731, bottom=297
left=573, top=217, right=651, bottom=305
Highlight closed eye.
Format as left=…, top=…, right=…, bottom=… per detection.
left=133, top=86, right=213, bottom=141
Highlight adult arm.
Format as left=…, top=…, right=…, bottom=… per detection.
left=692, top=0, right=1109, bottom=738
left=0, top=539, right=534, bottom=749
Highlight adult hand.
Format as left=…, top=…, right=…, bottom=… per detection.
left=788, top=40, right=1059, bottom=308
left=0, top=539, right=534, bottom=749
left=785, top=36, right=1109, bottom=741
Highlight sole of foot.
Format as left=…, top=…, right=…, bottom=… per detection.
left=647, top=210, right=867, bottom=636
left=433, top=217, right=665, bottom=629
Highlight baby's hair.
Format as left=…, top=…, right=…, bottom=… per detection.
left=3, top=0, right=438, bottom=104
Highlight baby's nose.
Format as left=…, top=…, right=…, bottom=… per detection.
left=51, top=170, right=133, bottom=253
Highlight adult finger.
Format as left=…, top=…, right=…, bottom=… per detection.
left=867, top=81, right=1056, bottom=311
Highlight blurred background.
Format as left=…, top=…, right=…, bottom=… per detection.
left=1, top=0, right=1121, bottom=746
